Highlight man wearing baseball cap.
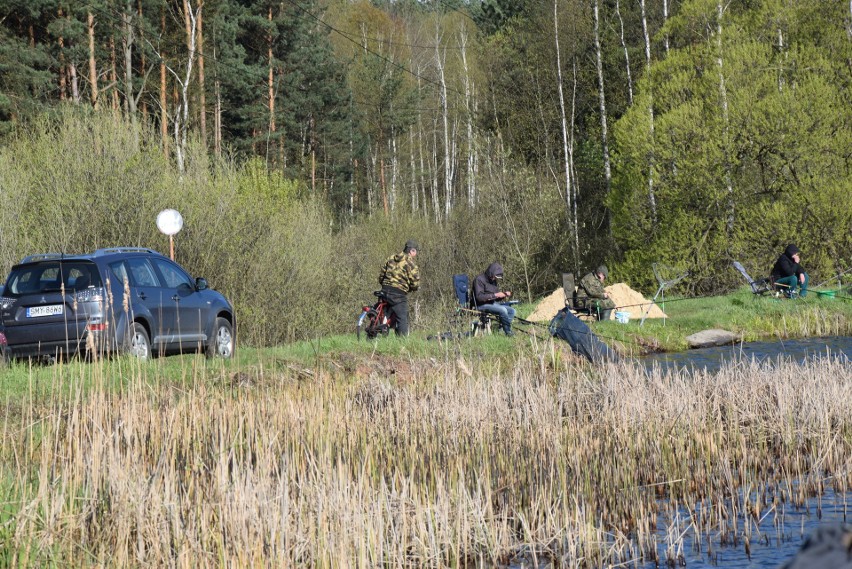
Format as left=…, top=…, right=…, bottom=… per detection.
left=575, top=264, right=615, bottom=320
left=378, top=239, right=420, bottom=335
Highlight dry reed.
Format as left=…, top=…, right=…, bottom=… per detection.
left=1, top=346, right=850, bottom=567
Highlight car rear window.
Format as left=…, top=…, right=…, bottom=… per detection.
left=4, top=261, right=103, bottom=296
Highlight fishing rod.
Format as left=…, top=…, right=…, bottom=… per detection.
left=456, top=305, right=641, bottom=347
left=514, top=316, right=651, bottom=349
left=813, top=266, right=852, bottom=289
left=609, top=291, right=732, bottom=313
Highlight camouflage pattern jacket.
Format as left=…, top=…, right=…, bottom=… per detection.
left=378, top=252, right=420, bottom=293
left=575, top=272, right=607, bottom=302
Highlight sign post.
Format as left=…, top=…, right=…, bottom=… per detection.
left=156, top=209, right=184, bottom=260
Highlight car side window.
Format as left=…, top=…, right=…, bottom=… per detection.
left=152, top=259, right=194, bottom=289
left=126, top=258, right=160, bottom=287
left=109, top=261, right=130, bottom=288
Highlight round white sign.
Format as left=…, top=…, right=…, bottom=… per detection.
left=156, top=209, right=184, bottom=236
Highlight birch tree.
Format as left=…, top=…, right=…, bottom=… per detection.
left=615, top=0, right=633, bottom=104
left=553, top=0, right=578, bottom=264
left=639, top=0, right=658, bottom=224
left=714, top=0, right=734, bottom=233
left=593, top=0, right=612, bottom=216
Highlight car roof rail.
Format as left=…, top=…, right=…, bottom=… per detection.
left=19, top=253, right=67, bottom=264
left=93, top=247, right=162, bottom=257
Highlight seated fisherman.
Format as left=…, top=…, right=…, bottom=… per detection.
left=575, top=265, right=615, bottom=320
left=473, top=262, right=515, bottom=337
left=771, top=244, right=808, bottom=298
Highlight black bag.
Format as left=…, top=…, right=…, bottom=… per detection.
left=549, top=308, right=618, bottom=364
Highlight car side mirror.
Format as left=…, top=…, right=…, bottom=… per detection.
left=195, top=277, right=208, bottom=291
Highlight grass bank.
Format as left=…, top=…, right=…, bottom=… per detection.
left=265, top=287, right=852, bottom=365
left=0, top=350, right=850, bottom=566
left=594, top=287, right=852, bottom=353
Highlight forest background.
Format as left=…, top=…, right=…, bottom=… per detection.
left=0, top=0, right=850, bottom=346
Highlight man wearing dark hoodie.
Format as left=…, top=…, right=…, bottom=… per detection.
left=473, top=262, right=515, bottom=336
left=771, top=244, right=809, bottom=298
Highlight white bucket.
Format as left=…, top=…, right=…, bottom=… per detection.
left=614, top=311, right=631, bottom=324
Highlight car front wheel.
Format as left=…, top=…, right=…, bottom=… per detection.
left=128, top=323, right=151, bottom=360
left=207, top=317, right=234, bottom=359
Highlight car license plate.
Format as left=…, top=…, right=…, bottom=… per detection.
left=27, top=305, right=64, bottom=318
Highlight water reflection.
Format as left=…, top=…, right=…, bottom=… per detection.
left=643, top=489, right=850, bottom=569
left=641, top=336, right=852, bottom=375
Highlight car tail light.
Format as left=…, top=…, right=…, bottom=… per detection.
left=0, top=331, right=6, bottom=346
left=86, top=323, right=108, bottom=332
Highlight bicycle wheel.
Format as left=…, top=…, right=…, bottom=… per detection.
left=357, top=308, right=378, bottom=340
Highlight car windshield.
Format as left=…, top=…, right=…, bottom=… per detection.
left=4, top=261, right=103, bottom=296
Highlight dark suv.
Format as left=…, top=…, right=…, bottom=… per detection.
left=0, top=248, right=234, bottom=361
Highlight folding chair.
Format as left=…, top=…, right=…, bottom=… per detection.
left=562, top=272, right=598, bottom=320
left=452, top=274, right=492, bottom=336
left=639, top=263, right=688, bottom=326
left=731, top=261, right=773, bottom=296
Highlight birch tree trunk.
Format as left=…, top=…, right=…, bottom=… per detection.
left=435, top=30, right=454, bottom=219
left=215, top=77, right=222, bottom=157
left=69, top=63, right=80, bottom=103
left=593, top=0, right=612, bottom=212
left=431, top=124, right=441, bottom=222
left=409, top=125, right=418, bottom=213
left=197, top=5, right=206, bottom=146
left=570, top=57, right=580, bottom=267
left=615, top=0, right=633, bottom=104
left=267, top=7, right=276, bottom=167
left=715, top=0, right=734, bottom=233
left=458, top=26, right=476, bottom=207
left=390, top=132, right=398, bottom=212
left=639, top=0, right=658, bottom=224
left=88, top=12, right=99, bottom=109
left=137, top=0, right=147, bottom=120
left=58, top=8, right=67, bottom=101
left=553, top=0, right=573, bottom=232
left=122, top=0, right=138, bottom=125
left=160, top=8, right=168, bottom=151
left=164, top=0, right=198, bottom=173
left=109, top=35, right=120, bottom=111
left=663, top=0, right=670, bottom=53
left=777, top=27, right=785, bottom=91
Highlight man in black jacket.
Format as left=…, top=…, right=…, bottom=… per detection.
left=771, top=244, right=809, bottom=298
left=473, top=262, right=515, bottom=336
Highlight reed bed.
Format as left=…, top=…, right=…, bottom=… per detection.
left=0, top=348, right=850, bottom=567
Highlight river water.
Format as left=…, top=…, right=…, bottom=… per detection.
left=507, top=337, right=852, bottom=567
left=640, top=335, right=852, bottom=374
left=638, top=336, right=852, bottom=568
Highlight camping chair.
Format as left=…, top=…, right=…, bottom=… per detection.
left=562, top=272, right=599, bottom=320
left=452, top=274, right=492, bottom=336
left=639, top=263, right=688, bottom=327
left=731, top=261, right=773, bottom=296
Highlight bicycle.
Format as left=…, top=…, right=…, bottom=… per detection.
left=356, top=290, right=397, bottom=340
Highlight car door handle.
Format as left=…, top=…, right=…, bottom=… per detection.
left=137, top=292, right=147, bottom=300
left=172, top=295, right=180, bottom=302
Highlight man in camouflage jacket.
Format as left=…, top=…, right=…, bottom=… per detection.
left=575, top=265, right=615, bottom=320
left=378, top=239, right=420, bottom=336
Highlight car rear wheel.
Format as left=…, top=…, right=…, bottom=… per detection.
left=128, top=323, right=151, bottom=360
left=207, top=317, right=234, bottom=359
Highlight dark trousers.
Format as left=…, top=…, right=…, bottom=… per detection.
left=381, top=286, right=409, bottom=336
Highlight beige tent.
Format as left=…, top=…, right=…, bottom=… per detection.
left=526, top=283, right=666, bottom=322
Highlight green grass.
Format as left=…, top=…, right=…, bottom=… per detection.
left=593, top=287, right=852, bottom=352
left=0, top=287, right=849, bottom=400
